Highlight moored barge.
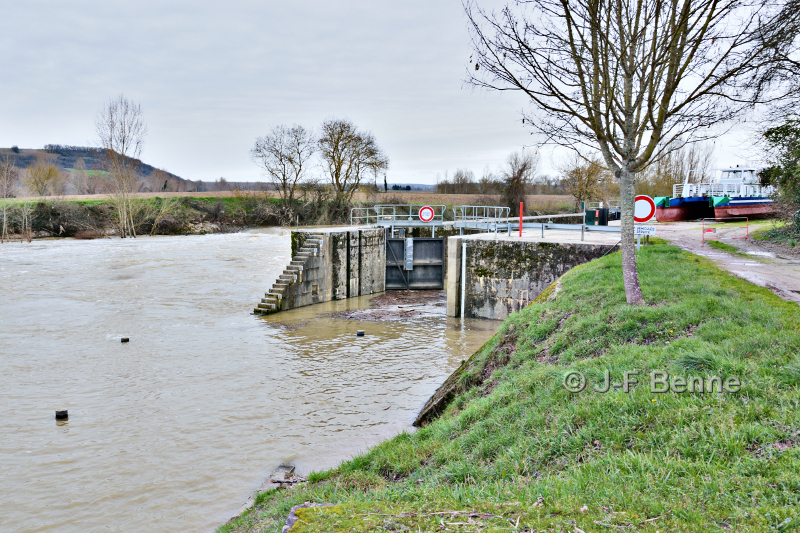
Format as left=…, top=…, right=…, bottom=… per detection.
left=655, top=167, right=775, bottom=222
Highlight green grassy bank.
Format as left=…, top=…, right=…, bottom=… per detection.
left=221, top=244, right=800, bottom=533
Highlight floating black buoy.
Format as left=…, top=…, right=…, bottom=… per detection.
left=356, top=330, right=365, bottom=337
left=55, top=409, right=68, bottom=420
left=121, top=338, right=129, bottom=343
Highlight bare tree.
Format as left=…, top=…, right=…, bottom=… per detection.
left=251, top=125, right=316, bottom=207
left=637, top=142, right=715, bottom=197
left=0, top=155, right=18, bottom=243
left=96, top=95, right=148, bottom=238
left=72, top=158, right=90, bottom=195
left=75, top=158, right=106, bottom=195
left=318, top=119, right=389, bottom=206
left=503, top=149, right=538, bottom=216
left=149, top=197, right=180, bottom=236
left=17, top=199, right=34, bottom=242
left=557, top=153, right=612, bottom=210
left=22, top=153, right=61, bottom=196
left=466, top=0, right=797, bottom=304
left=436, top=169, right=479, bottom=194
left=143, top=168, right=172, bottom=193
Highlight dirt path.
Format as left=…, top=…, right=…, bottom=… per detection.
left=656, top=221, right=800, bottom=305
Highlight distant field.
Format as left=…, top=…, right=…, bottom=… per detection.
left=371, top=191, right=574, bottom=209
left=10, top=191, right=575, bottom=212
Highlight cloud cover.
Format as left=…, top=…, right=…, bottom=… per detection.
left=0, top=0, right=754, bottom=183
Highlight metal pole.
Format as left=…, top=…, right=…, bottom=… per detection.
left=581, top=211, right=585, bottom=241
left=460, top=241, right=467, bottom=319
left=519, top=202, right=523, bottom=237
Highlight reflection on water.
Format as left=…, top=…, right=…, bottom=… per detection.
left=0, top=230, right=496, bottom=532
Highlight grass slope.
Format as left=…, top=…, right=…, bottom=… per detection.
left=221, top=244, right=800, bottom=533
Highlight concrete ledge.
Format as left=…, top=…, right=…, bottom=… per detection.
left=447, top=235, right=618, bottom=320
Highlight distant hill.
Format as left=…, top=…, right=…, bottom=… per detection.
left=0, top=145, right=184, bottom=182
left=0, top=145, right=270, bottom=194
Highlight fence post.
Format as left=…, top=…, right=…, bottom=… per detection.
left=581, top=210, right=585, bottom=241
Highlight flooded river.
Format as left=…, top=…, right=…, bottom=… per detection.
left=0, top=230, right=496, bottom=532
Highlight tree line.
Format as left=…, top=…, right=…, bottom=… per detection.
left=250, top=119, right=389, bottom=223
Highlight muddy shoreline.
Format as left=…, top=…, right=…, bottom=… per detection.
left=326, top=290, right=447, bottom=321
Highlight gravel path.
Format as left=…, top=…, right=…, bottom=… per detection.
left=656, top=221, right=800, bottom=305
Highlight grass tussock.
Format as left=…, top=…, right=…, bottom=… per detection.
left=220, top=244, right=800, bottom=533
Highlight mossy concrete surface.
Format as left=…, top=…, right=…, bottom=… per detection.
left=448, top=236, right=618, bottom=320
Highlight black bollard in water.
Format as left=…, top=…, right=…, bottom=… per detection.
left=121, top=338, right=129, bottom=343
left=55, top=409, right=68, bottom=420
left=356, top=330, right=365, bottom=337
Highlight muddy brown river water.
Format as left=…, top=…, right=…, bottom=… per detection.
left=0, top=229, right=496, bottom=532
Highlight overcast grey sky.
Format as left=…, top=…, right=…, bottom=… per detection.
left=0, top=0, right=754, bottom=183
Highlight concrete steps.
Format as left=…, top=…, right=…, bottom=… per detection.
left=254, top=233, right=324, bottom=315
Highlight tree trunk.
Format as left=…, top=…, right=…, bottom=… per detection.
left=620, top=169, right=645, bottom=305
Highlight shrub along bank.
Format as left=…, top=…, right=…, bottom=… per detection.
left=220, top=244, right=800, bottom=533
left=0, top=194, right=576, bottom=240
left=0, top=195, right=370, bottom=238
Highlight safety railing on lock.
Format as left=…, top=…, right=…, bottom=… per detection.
left=350, top=205, right=447, bottom=227
left=452, top=205, right=511, bottom=233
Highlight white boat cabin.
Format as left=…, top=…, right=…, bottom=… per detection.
left=673, top=166, right=773, bottom=199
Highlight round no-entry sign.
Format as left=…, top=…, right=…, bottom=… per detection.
left=418, top=205, right=435, bottom=222
left=634, top=195, right=656, bottom=223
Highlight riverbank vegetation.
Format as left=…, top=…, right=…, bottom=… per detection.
left=220, top=243, right=800, bottom=532
left=0, top=192, right=576, bottom=240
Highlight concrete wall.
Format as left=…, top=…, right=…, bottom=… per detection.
left=328, top=229, right=386, bottom=300
left=446, top=237, right=618, bottom=320
left=255, top=228, right=385, bottom=315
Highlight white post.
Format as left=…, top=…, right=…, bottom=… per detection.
left=460, top=241, right=467, bottom=319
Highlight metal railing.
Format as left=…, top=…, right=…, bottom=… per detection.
left=515, top=213, right=620, bottom=240
left=584, top=201, right=621, bottom=210
left=674, top=183, right=775, bottom=198
left=350, top=204, right=447, bottom=227
left=453, top=205, right=510, bottom=233
left=351, top=204, right=621, bottom=241
left=702, top=217, right=749, bottom=245
left=454, top=209, right=620, bottom=239
left=350, top=206, right=380, bottom=225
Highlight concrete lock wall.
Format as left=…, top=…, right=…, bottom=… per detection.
left=288, top=228, right=385, bottom=309
left=446, top=237, right=618, bottom=320
left=328, top=229, right=386, bottom=300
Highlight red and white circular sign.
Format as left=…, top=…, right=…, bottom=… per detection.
left=634, top=195, right=656, bottom=223
left=418, top=205, right=435, bottom=222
